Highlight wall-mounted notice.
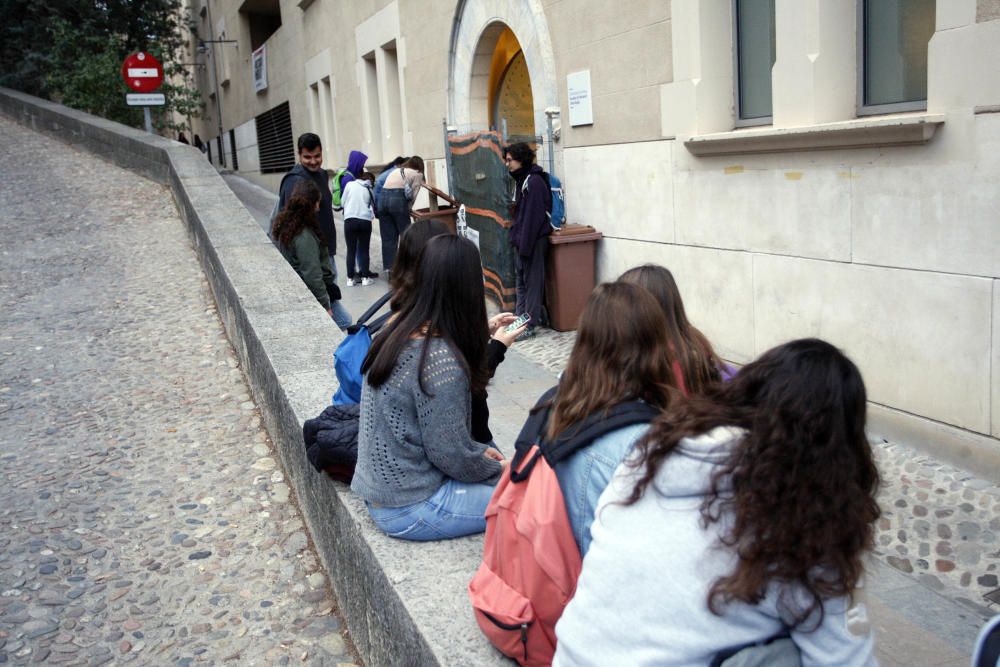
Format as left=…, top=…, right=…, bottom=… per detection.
left=252, top=45, right=267, bottom=93
left=567, top=70, right=593, bottom=127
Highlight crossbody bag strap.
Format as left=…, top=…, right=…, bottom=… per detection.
left=350, top=290, right=392, bottom=331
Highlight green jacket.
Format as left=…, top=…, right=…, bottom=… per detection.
left=278, top=228, right=338, bottom=310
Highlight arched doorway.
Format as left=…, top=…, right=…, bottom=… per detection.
left=448, top=2, right=557, bottom=309
left=489, top=28, right=535, bottom=142
left=448, top=0, right=557, bottom=141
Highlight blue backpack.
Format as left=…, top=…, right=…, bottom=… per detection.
left=332, top=291, right=392, bottom=405
left=535, top=172, right=565, bottom=229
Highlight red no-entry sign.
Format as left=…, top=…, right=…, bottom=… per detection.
left=121, top=52, right=164, bottom=94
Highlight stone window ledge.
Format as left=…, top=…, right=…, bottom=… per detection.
left=684, top=113, right=945, bottom=157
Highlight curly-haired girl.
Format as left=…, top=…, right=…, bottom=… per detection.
left=554, top=338, right=881, bottom=666
left=271, top=180, right=345, bottom=326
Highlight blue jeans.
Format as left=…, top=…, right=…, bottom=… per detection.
left=367, top=478, right=496, bottom=541
left=331, top=301, right=352, bottom=329
left=327, top=257, right=352, bottom=329
left=378, top=188, right=411, bottom=272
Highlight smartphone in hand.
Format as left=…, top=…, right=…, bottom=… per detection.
left=504, top=313, right=531, bottom=333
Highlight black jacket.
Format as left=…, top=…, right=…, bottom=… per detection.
left=509, top=164, right=552, bottom=258
left=471, top=339, right=509, bottom=443
left=279, top=164, right=336, bottom=256
left=303, top=403, right=360, bottom=472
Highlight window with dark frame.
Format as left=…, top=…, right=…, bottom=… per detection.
left=860, top=0, right=936, bottom=115
left=734, top=0, right=776, bottom=126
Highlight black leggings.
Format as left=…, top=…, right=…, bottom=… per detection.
left=344, top=218, right=373, bottom=279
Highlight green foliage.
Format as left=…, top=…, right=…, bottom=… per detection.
left=0, top=0, right=203, bottom=132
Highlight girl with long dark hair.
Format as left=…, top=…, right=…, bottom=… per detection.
left=548, top=282, right=677, bottom=555
left=351, top=234, right=506, bottom=540
left=386, top=220, right=525, bottom=443
left=387, top=218, right=451, bottom=312
left=271, top=180, right=344, bottom=323
left=554, top=338, right=881, bottom=666
left=618, top=264, right=726, bottom=394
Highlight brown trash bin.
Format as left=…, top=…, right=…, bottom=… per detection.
left=545, top=223, right=603, bottom=332
left=409, top=183, right=460, bottom=234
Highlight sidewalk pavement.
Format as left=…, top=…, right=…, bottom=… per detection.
left=223, top=171, right=994, bottom=666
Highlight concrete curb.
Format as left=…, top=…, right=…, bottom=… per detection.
left=0, top=87, right=506, bottom=666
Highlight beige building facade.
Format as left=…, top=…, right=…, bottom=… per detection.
left=187, top=0, right=1000, bottom=477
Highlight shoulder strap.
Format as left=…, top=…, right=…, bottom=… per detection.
left=347, top=290, right=392, bottom=332
left=541, top=401, right=659, bottom=466
left=366, top=310, right=393, bottom=335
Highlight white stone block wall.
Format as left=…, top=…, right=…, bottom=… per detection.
left=568, top=109, right=1000, bottom=473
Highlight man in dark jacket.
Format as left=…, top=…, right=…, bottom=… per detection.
left=505, top=142, right=551, bottom=339
left=278, top=133, right=351, bottom=328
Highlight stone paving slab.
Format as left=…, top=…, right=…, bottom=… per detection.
left=0, top=114, right=358, bottom=666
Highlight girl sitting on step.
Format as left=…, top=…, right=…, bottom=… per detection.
left=618, top=263, right=730, bottom=394
left=351, top=234, right=506, bottom=540
left=554, top=338, right=880, bottom=666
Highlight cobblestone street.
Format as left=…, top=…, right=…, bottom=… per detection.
left=0, top=115, right=357, bottom=665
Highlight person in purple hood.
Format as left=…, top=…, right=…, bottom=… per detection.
left=336, top=150, right=369, bottom=284
left=505, top=142, right=551, bottom=339
left=338, top=149, right=369, bottom=195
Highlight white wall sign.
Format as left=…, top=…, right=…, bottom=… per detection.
left=567, top=70, right=593, bottom=127
left=252, top=45, right=268, bottom=93
left=125, top=93, right=165, bottom=106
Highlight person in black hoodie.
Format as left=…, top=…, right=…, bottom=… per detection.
left=278, top=133, right=351, bottom=328
left=505, top=142, right=552, bottom=339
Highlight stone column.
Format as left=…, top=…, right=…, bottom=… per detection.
left=771, top=0, right=856, bottom=127
left=660, top=0, right=735, bottom=138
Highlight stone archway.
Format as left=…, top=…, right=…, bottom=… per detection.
left=448, top=0, right=558, bottom=136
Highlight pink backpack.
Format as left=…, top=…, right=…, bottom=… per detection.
left=469, top=442, right=581, bottom=666
left=469, top=388, right=657, bottom=666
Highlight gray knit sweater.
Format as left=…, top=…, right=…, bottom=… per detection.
left=351, top=338, right=502, bottom=507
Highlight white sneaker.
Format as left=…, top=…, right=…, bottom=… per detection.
left=361, top=277, right=374, bottom=286
left=346, top=278, right=357, bottom=287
